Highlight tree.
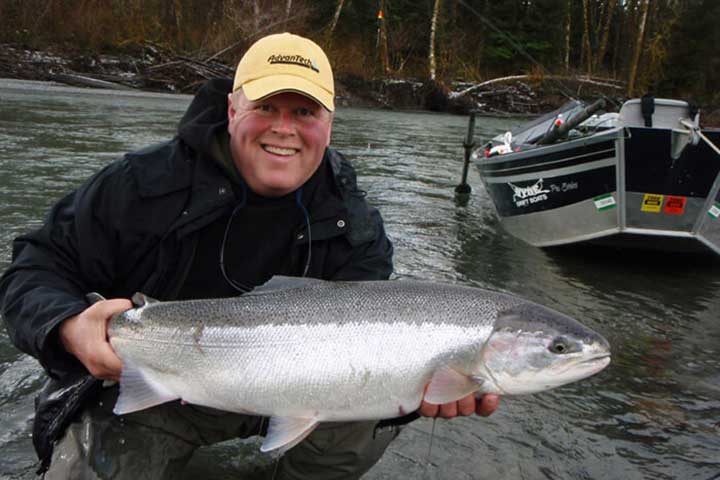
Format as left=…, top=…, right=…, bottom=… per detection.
left=627, top=0, right=650, bottom=96
left=328, top=0, right=345, bottom=35
left=658, top=0, right=718, bottom=103
left=581, top=0, right=593, bottom=75
left=428, top=0, right=441, bottom=80
left=594, top=0, right=618, bottom=73
left=563, top=0, right=571, bottom=73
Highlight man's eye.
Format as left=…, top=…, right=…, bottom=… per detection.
left=297, top=107, right=313, bottom=117
left=258, top=104, right=273, bottom=112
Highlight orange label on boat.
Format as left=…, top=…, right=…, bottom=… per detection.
left=664, top=196, right=687, bottom=214
left=641, top=194, right=663, bottom=213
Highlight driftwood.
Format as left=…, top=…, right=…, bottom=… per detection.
left=42, top=45, right=234, bottom=93
left=454, top=74, right=625, bottom=98
left=135, top=55, right=233, bottom=92
left=49, top=73, right=134, bottom=90
left=147, top=56, right=232, bottom=79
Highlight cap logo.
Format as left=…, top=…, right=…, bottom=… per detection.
left=267, top=54, right=319, bottom=73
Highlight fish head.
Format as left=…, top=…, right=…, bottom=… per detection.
left=477, top=302, right=610, bottom=395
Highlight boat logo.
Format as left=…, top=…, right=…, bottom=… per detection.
left=508, top=179, right=550, bottom=207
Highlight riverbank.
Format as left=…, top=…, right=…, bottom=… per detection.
left=1, top=42, right=718, bottom=124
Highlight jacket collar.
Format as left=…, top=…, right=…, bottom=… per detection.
left=165, top=147, right=358, bottom=240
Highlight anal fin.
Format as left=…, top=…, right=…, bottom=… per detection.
left=261, top=416, right=319, bottom=453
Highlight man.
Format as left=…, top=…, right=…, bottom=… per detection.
left=0, top=33, right=498, bottom=479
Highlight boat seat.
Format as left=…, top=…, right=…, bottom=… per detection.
left=619, top=98, right=692, bottom=129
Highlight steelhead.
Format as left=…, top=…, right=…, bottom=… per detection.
left=105, top=276, right=610, bottom=453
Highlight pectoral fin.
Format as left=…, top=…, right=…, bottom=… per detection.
left=113, top=359, right=178, bottom=415
left=423, top=365, right=484, bottom=405
left=261, top=416, right=319, bottom=453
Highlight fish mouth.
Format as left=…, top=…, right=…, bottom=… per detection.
left=577, top=354, right=611, bottom=370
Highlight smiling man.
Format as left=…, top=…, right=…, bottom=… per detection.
left=0, top=33, right=497, bottom=479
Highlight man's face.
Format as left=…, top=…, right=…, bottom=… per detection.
left=227, top=90, right=333, bottom=197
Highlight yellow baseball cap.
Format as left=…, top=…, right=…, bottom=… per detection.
left=233, top=33, right=335, bottom=111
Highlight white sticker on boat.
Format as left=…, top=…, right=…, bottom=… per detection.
left=508, top=179, right=550, bottom=208
left=709, top=203, right=720, bottom=219
left=593, top=194, right=616, bottom=211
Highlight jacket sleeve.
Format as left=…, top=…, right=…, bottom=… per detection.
left=0, top=162, right=130, bottom=377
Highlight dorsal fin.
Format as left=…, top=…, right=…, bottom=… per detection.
left=85, top=292, right=107, bottom=304
left=131, top=293, right=160, bottom=308
left=246, top=276, right=325, bottom=296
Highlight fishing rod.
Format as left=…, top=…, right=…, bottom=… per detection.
left=453, top=0, right=579, bottom=195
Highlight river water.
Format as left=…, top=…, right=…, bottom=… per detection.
left=1, top=79, right=718, bottom=480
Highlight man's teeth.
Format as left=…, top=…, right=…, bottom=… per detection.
left=264, top=145, right=297, bottom=156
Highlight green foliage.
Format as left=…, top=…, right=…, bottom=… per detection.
left=658, top=0, right=719, bottom=104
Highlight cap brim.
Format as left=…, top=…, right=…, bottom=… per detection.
left=242, top=74, right=334, bottom=112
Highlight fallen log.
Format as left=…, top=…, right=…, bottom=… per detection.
left=49, top=72, right=135, bottom=90
left=454, top=74, right=625, bottom=98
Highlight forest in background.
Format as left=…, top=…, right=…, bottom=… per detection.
left=0, top=0, right=718, bottom=110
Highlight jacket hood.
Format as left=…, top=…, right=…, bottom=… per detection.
left=177, top=78, right=245, bottom=184
left=177, top=78, right=233, bottom=159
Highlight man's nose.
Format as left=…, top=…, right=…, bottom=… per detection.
left=271, top=110, right=296, bottom=134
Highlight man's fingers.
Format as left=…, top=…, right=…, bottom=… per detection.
left=96, top=344, right=123, bottom=381
left=419, top=401, right=439, bottom=417
left=60, top=298, right=131, bottom=381
left=476, top=394, right=500, bottom=417
left=82, top=339, right=123, bottom=381
left=419, top=387, right=502, bottom=419
left=457, top=394, right=476, bottom=416
left=90, top=298, right=133, bottom=323
left=438, top=402, right=458, bottom=418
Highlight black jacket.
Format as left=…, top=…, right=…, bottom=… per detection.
left=0, top=78, right=393, bottom=471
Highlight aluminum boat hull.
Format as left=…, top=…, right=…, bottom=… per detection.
left=475, top=109, right=720, bottom=254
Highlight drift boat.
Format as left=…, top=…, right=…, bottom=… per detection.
left=471, top=97, right=720, bottom=254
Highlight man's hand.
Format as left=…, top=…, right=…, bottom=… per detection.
left=419, top=393, right=500, bottom=418
left=59, top=299, right=132, bottom=382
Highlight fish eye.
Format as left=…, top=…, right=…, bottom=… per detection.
left=549, top=337, right=570, bottom=354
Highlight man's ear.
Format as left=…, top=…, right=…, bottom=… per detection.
left=325, top=113, right=334, bottom=146
left=227, top=93, right=235, bottom=119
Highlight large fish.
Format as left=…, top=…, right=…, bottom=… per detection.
left=105, top=276, right=610, bottom=453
